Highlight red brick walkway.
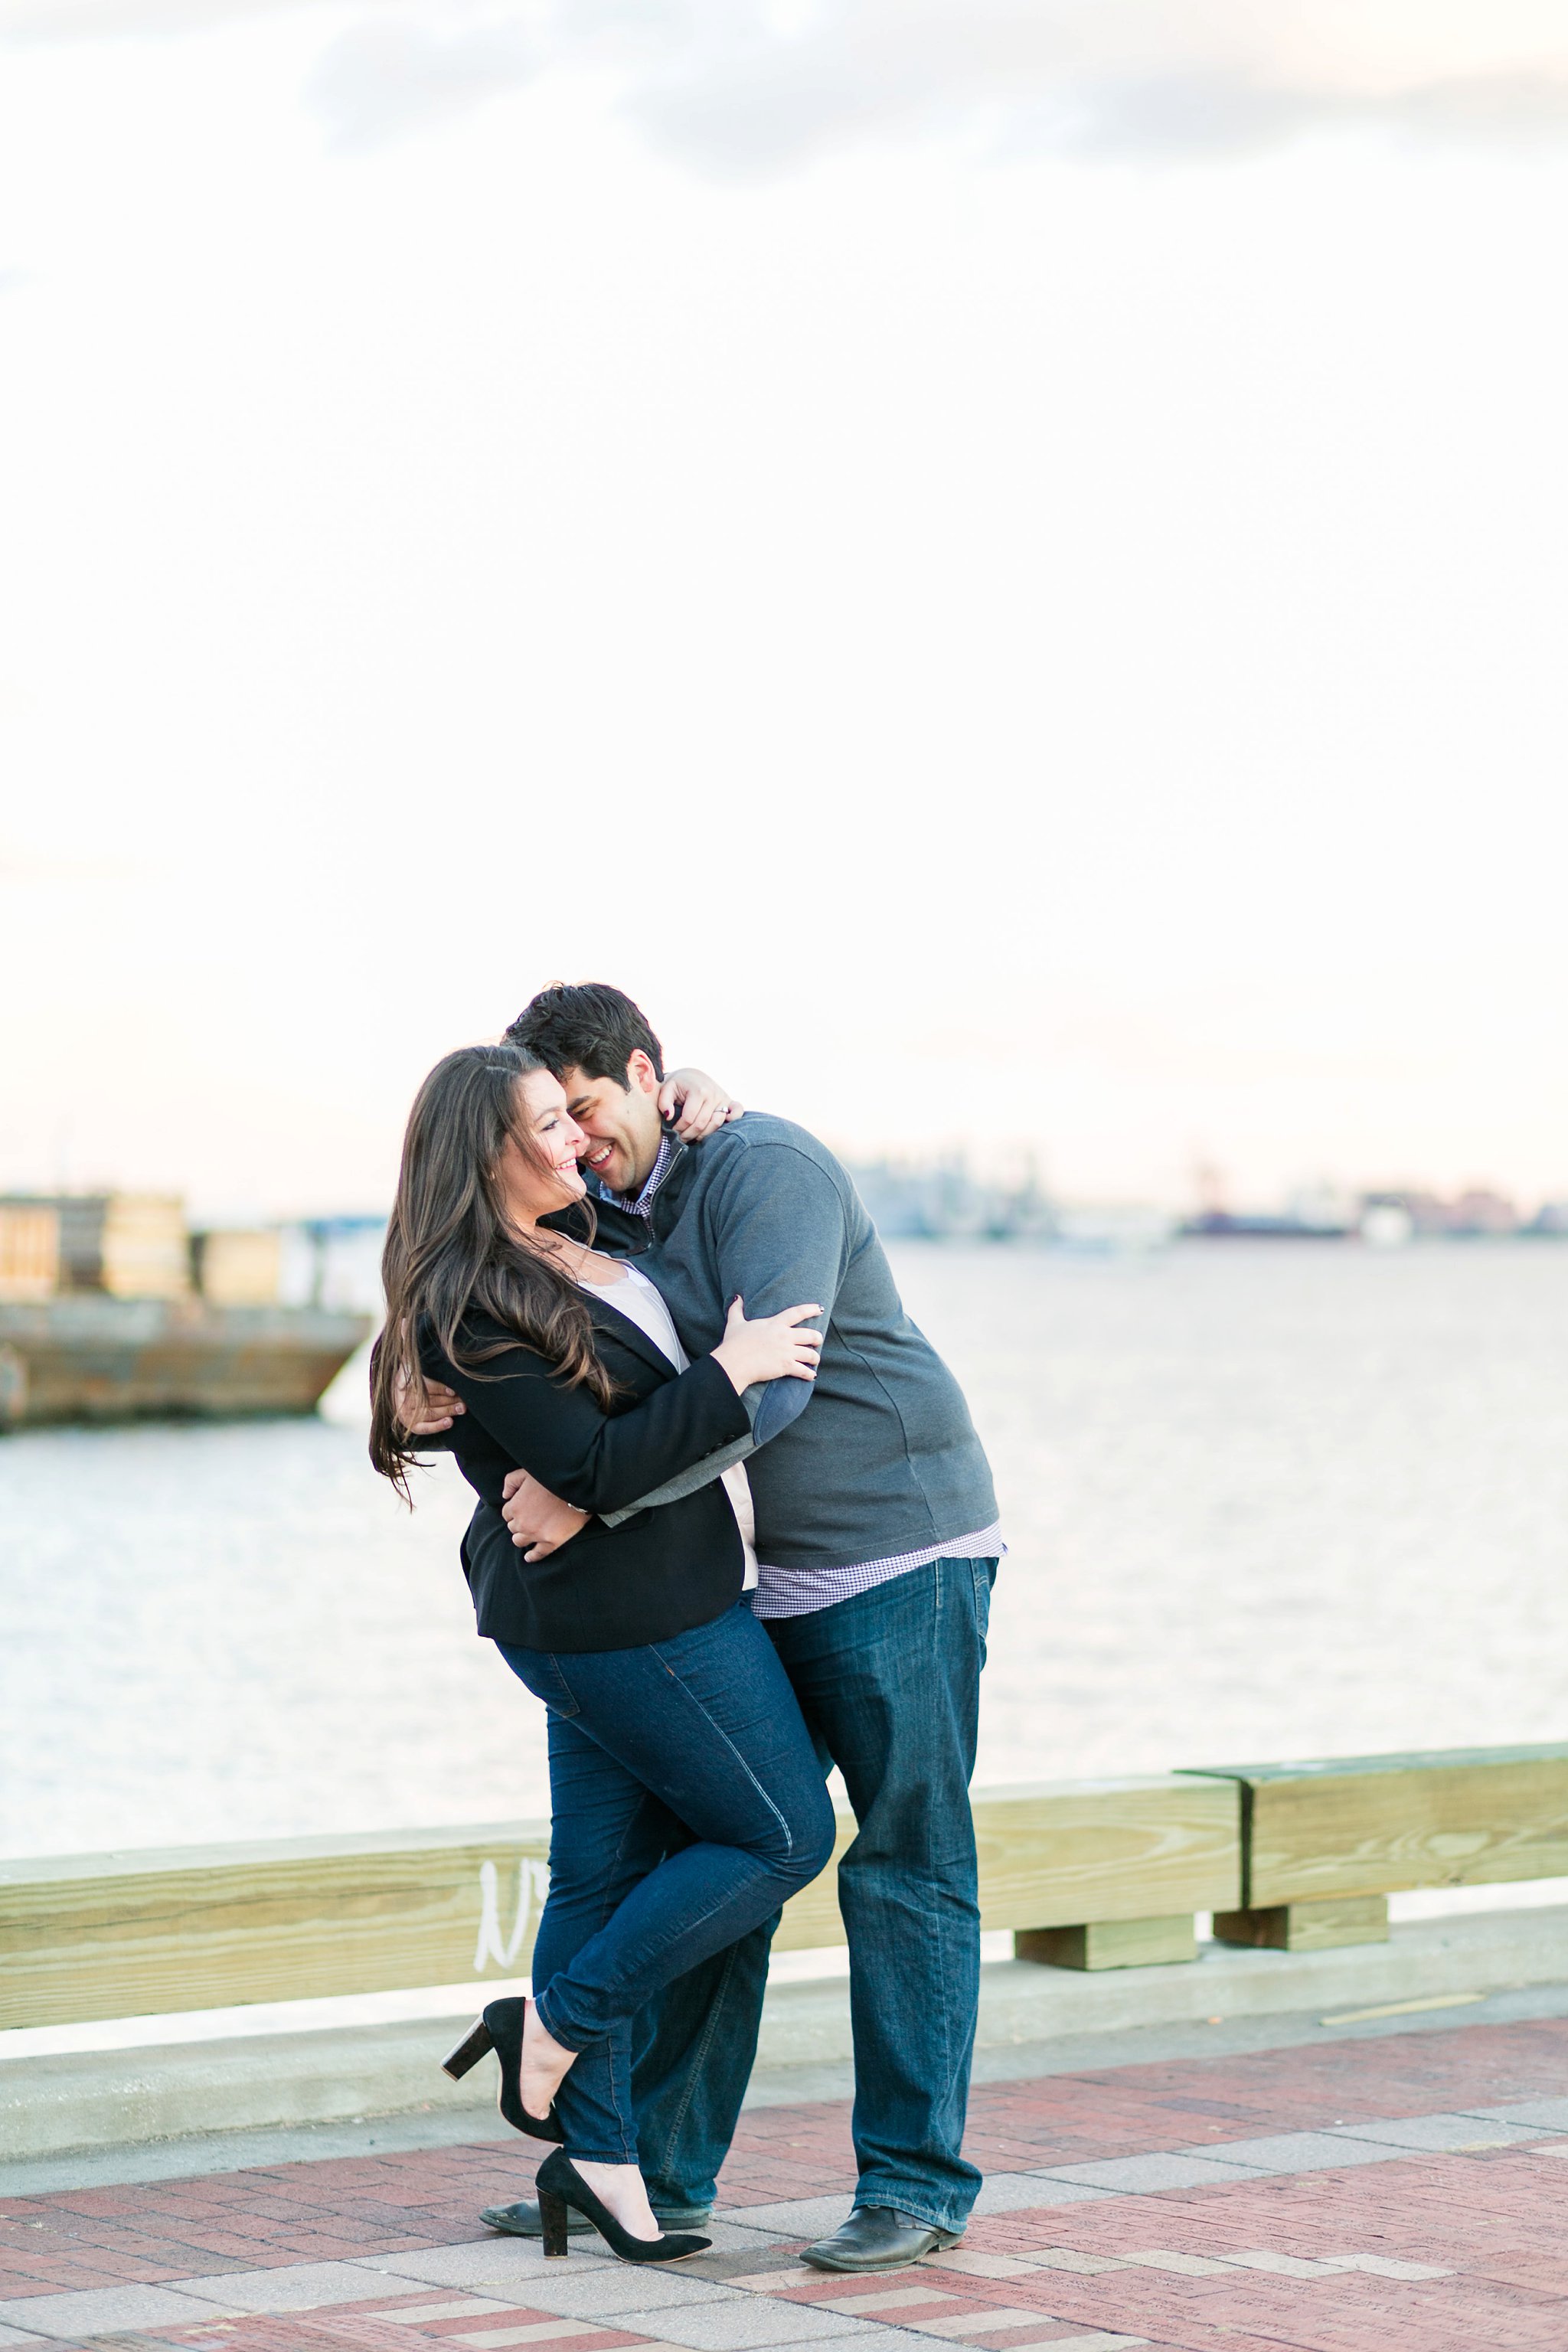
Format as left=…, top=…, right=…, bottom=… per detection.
left=4, top=2019, right=1568, bottom=2349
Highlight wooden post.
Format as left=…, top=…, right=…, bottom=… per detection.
left=1213, top=1896, right=1388, bottom=1952
left=1017, top=1916, right=1198, bottom=1970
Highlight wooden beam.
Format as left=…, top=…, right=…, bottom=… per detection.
left=1213, top=1896, right=1389, bottom=1952
left=1184, top=1744, right=1568, bottom=1906
left=1017, top=1915, right=1198, bottom=1971
left=0, top=1824, right=554, bottom=2030
left=0, top=1777, right=1241, bottom=2031
left=776, top=1775, right=1240, bottom=1952
left=973, top=1776, right=1239, bottom=1929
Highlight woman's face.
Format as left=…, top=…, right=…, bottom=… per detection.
left=492, top=1070, right=590, bottom=1226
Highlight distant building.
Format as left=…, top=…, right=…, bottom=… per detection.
left=1359, top=1187, right=1521, bottom=1238
left=0, top=1194, right=189, bottom=1300
left=1450, top=1189, right=1521, bottom=1236
left=845, top=1158, right=1057, bottom=1243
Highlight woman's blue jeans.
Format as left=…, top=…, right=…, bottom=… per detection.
left=496, top=1602, right=836, bottom=2164
left=632, top=1556, right=995, bottom=2232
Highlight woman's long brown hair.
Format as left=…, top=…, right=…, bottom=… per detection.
left=369, top=1042, right=616, bottom=1501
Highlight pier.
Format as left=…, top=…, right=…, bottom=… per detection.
left=4, top=1746, right=1568, bottom=2346
left=0, top=1196, right=372, bottom=1428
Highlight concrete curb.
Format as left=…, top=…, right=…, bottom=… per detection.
left=5, top=1907, right=1566, bottom=2164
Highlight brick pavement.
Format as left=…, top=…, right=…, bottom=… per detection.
left=2, top=2018, right=1567, bottom=2349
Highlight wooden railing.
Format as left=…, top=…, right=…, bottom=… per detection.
left=3, top=1744, right=1566, bottom=2032
left=1190, top=1743, right=1568, bottom=1953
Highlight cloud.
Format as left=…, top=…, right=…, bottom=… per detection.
left=7, top=0, right=1568, bottom=168
left=612, top=1, right=1568, bottom=175
left=305, top=11, right=540, bottom=149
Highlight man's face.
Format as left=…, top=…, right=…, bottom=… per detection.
left=560, top=1050, right=665, bottom=1197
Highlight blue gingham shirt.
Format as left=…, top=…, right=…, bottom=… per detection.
left=599, top=1137, right=1003, bottom=1618
left=600, top=1133, right=681, bottom=1223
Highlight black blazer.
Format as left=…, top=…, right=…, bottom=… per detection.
left=420, top=1291, right=750, bottom=1655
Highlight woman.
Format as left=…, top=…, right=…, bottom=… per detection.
left=370, top=1043, right=835, bottom=2265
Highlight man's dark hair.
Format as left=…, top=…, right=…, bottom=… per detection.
left=505, top=983, right=665, bottom=1086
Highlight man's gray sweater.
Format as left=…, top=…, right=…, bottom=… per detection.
left=628, top=1114, right=998, bottom=1570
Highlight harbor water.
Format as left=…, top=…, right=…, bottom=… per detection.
left=4, top=1240, right=1567, bottom=1881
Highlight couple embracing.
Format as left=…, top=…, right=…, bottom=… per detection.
left=371, top=983, right=1001, bottom=2274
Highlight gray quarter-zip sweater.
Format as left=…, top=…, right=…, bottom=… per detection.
left=618, top=1114, right=998, bottom=1570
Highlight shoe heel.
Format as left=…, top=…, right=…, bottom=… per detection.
left=441, top=2018, right=494, bottom=2082
left=538, top=2187, right=570, bottom=2259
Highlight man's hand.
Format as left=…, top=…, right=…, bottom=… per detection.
left=501, top=1466, right=591, bottom=1560
left=392, top=1364, right=465, bottom=1436
left=659, top=1067, right=743, bottom=1143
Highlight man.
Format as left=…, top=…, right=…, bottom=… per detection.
left=416, top=984, right=1001, bottom=2272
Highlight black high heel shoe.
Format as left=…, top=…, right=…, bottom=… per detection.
left=442, top=1998, right=564, bottom=2142
left=534, top=2146, right=711, bottom=2264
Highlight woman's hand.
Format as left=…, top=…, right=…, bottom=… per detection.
left=392, top=1364, right=465, bottom=1434
left=711, top=1297, right=824, bottom=1393
left=501, top=1466, right=591, bottom=1560
left=659, top=1067, right=743, bottom=1143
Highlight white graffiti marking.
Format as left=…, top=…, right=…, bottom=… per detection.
left=473, top=1855, right=550, bottom=1974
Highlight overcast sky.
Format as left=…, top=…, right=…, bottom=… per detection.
left=3, top=1, right=1568, bottom=1216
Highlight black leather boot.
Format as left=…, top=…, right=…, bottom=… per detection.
left=481, top=2198, right=593, bottom=2238
left=801, top=2205, right=965, bottom=2272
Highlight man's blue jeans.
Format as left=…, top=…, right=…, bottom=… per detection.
left=630, top=1557, right=995, bottom=2233
left=497, top=1603, right=836, bottom=2164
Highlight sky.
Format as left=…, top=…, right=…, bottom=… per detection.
left=2, top=1, right=1568, bottom=1217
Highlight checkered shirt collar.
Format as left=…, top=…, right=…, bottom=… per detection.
left=599, top=1132, right=678, bottom=1221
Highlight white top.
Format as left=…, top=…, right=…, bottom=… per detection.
left=582, top=1261, right=758, bottom=1589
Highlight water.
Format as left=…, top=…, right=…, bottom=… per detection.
left=4, top=1242, right=1568, bottom=1867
